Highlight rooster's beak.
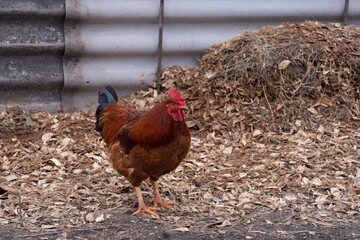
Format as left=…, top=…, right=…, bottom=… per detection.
left=178, top=105, right=188, bottom=110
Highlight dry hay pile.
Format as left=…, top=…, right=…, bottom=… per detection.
left=1, top=21, right=360, bottom=234
left=161, top=21, right=360, bottom=134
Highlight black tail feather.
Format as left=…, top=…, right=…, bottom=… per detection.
left=98, top=85, right=118, bottom=104
left=95, top=85, right=118, bottom=133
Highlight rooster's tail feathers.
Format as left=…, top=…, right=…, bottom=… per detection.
left=95, top=85, right=118, bottom=133
left=98, top=85, right=118, bottom=104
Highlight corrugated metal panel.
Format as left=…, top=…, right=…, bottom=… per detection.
left=62, top=0, right=159, bottom=111
left=0, top=0, right=65, bottom=112
left=348, top=0, right=360, bottom=26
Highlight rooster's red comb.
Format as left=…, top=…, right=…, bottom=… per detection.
left=168, top=88, right=185, bottom=105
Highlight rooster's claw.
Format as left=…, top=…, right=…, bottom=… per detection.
left=132, top=207, right=158, bottom=217
left=151, top=199, right=175, bottom=209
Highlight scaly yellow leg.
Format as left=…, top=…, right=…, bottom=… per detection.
left=150, top=180, right=175, bottom=209
left=132, top=187, right=158, bottom=217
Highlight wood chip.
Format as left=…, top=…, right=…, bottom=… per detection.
left=278, top=60, right=291, bottom=70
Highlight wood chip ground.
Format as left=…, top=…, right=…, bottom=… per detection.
left=1, top=21, right=359, bottom=236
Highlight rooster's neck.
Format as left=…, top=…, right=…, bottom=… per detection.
left=146, top=102, right=175, bottom=126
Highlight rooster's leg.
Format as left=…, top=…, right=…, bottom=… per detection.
left=150, top=180, right=175, bottom=209
left=132, top=187, right=158, bottom=217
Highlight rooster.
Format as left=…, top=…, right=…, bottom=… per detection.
left=95, top=86, right=190, bottom=216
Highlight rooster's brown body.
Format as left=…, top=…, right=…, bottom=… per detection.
left=96, top=86, right=190, bottom=216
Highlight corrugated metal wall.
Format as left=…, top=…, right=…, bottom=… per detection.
left=0, top=0, right=65, bottom=112
left=1, top=0, right=360, bottom=111
left=62, top=0, right=159, bottom=111
left=348, top=0, right=360, bottom=25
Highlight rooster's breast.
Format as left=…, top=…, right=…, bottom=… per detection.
left=128, top=132, right=190, bottom=178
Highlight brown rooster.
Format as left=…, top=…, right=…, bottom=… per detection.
left=95, top=86, right=190, bottom=216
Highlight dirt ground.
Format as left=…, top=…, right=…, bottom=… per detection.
left=1, top=212, right=360, bottom=240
